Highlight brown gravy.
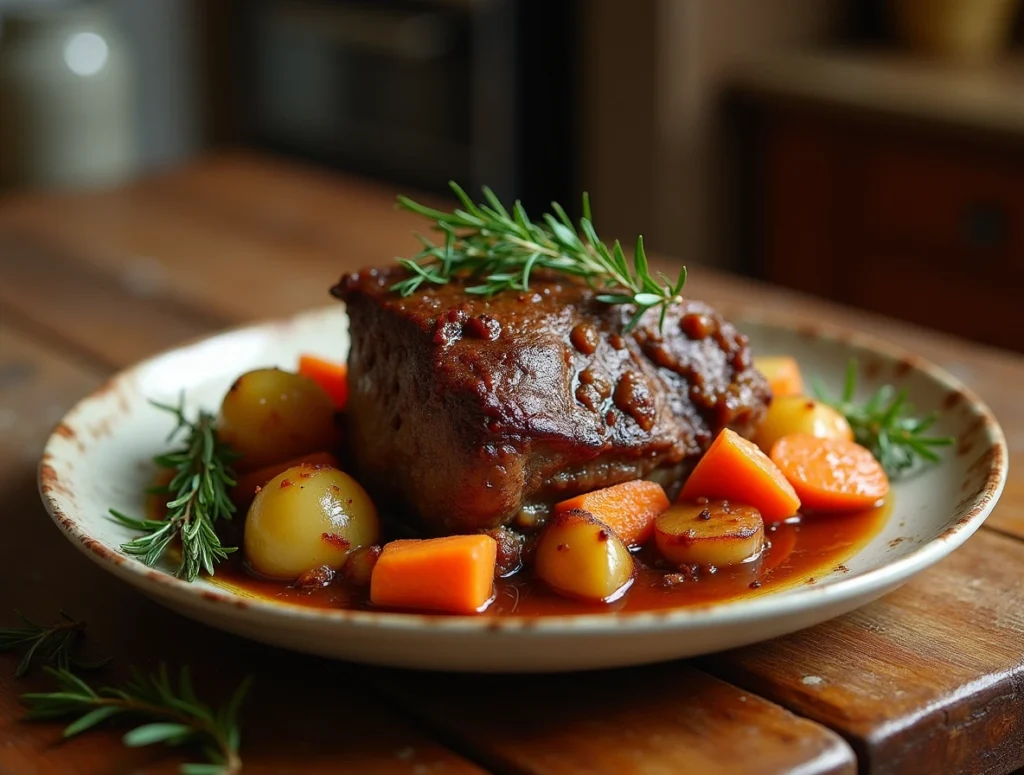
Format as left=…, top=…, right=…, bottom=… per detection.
left=201, top=501, right=890, bottom=616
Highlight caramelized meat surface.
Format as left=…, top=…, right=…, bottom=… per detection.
left=332, top=268, right=769, bottom=535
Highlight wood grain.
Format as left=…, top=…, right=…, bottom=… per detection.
left=373, top=664, right=855, bottom=775
left=758, top=113, right=840, bottom=299
left=748, top=107, right=1024, bottom=354
left=0, top=322, right=487, bottom=775
left=0, top=230, right=228, bottom=370
left=701, top=529, right=1024, bottom=775
left=0, top=154, right=433, bottom=324
left=858, top=134, right=1024, bottom=263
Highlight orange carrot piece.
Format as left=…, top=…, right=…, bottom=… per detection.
left=230, top=451, right=340, bottom=510
left=679, top=429, right=801, bottom=522
left=754, top=356, right=804, bottom=397
left=770, top=433, right=889, bottom=513
left=370, top=535, right=498, bottom=614
left=555, top=480, right=669, bottom=546
left=298, top=354, right=349, bottom=410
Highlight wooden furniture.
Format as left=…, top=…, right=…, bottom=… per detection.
left=3, top=153, right=1024, bottom=774
left=735, top=51, right=1024, bottom=353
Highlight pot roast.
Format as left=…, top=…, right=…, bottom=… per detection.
left=332, top=267, right=770, bottom=535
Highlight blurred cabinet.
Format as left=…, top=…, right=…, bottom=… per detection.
left=201, top=0, right=578, bottom=215
left=749, top=106, right=1024, bottom=352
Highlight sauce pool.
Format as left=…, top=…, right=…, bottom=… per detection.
left=199, top=500, right=892, bottom=616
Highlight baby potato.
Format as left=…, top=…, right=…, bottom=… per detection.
left=754, top=355, right=804, bottom=397
left=534, top=510, right=634, bottom=603
left=219, top=368, right=337, bottom=471
left=244, top=464, right=380, bottom=580
left=655, top=500, right=765, bottom=568
left=753, top=394, right=853, bottom=454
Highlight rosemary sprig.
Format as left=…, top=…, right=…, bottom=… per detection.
left=0, top=611, right=109, bottom=678
left=394, top=182, right=687, bottom=331
left=22, top=665, right=250, bottom=775
left=814, top=360, right=954, bottom=476
left=110, top=395, right=238, bottom=582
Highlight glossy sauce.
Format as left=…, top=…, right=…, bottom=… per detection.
left=201, top=500, right=891, bottom=616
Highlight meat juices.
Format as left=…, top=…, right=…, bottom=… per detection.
left=332, top=268, right=770, bottom=535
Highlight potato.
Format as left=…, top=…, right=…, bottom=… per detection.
left=754, top=355, right=804, bottom=397
left=219, top=368, right=337, bottom=470
left=753, top=394, right=853, bottom=454
left=244, top=464, right=379, bottom=580
left=534, top=510, right=634, bottom=603
left=655, top=500, right=765, bottom=568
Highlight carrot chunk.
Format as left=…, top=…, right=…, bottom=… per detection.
left=230, top=451, right=340, bottom=510
left=754, top=355, right=804, bottom=397
left=679, top=429, right=801, bottom=522
left=554, top=480, right=669, bottom=546
left=298, top=354, right=349, bottom=410
left=370, top=535, right=497, bottom=614
left=770, top=433, right=889, bottom=513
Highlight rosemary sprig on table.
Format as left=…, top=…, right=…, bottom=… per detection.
left=394, top=182, right=688, bottom=331
left=0, top=611, right=109, bottom=678
left=110, top=396, right=238, bottom=582
left=22, top=665, right=250, bottom=775
left=814, top=360, right=954, bottom=476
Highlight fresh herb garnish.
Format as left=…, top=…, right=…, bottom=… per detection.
left=0, top=611, right=109, bottom=678
left=110, top=396, right=238, bottom=582
left=22, top=665, right=250, bottom=775
left=814, top=360, right=954, bottom=476
left=394, top=182, right=687, bottom=331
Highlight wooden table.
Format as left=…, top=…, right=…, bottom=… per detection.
left=2, top=153, right=1023, bottom=775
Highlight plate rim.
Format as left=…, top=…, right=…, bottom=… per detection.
left=38, top=306, right=1008, bottom=635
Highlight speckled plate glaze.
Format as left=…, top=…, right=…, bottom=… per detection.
left=39, top=306, right=1006, bottom=672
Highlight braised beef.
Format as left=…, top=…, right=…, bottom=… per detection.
left=331, top=268, right=769, bottom=535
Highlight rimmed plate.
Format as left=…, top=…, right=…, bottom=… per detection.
left=38, top=307, right=1006, bottom=672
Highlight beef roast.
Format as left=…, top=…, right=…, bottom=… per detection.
left=332, top=267, right=769, bottom=535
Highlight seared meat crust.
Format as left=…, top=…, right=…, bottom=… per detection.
left=332, top=268, right=769, bottom=534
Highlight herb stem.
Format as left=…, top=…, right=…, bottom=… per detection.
left=394, top=182, right=687, bottom=331
left=21, top=666, right=250, bottom=775
left=65, top=694, right=237, bottom=770
left=0, top=611, right=108, bottom=677
left=814, top=360, right=954, bottom=476
left=110, top=396, right=238, bottom=582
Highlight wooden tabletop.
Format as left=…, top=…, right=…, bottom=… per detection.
left=2, top=152, right=1024, bottom=775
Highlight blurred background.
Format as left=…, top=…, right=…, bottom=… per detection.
left=1, top=0, right=1022, bottom=350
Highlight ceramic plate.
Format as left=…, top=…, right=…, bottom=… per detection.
left=39, top=307, right=1006, bottom=672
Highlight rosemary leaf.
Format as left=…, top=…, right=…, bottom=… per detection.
left=110, top=396, right=238, bottom=582
left=815, top=360, right=954, bottom=476
left=63, top=705, right=121, bottom=737
left=21, top=666, right=250, bottom=775
left=0, top=611, right=108, bottom=678
left=394, top=182, right=687, bottom=331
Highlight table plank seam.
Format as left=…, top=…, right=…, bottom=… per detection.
left=980, top=522, right=1024, bottom=545
left=3, top=225, right=238, bottom=329
left=0, top=304, right=114, bottom=376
